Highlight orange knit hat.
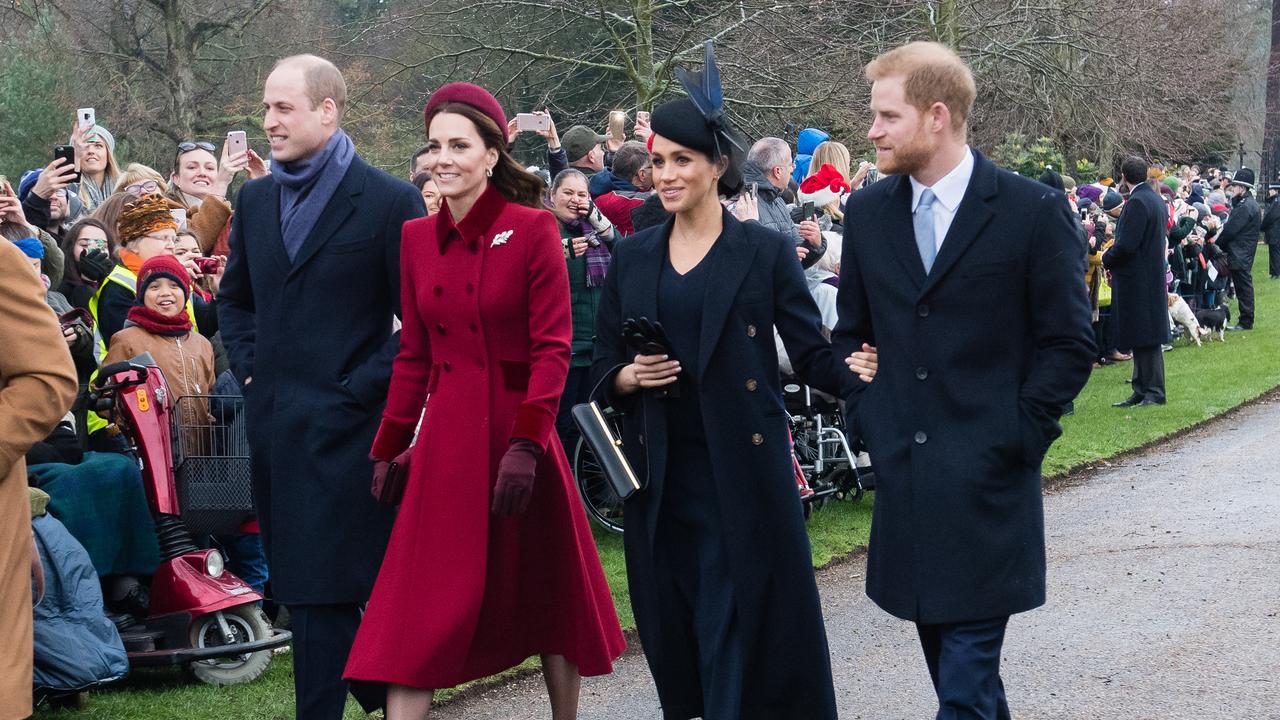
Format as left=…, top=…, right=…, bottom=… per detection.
left=116, top=193, right=181, bottom=246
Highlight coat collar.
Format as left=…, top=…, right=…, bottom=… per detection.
left=627, top=210, right=759, bottom=381
left=436, top=184, right=508, bottom=254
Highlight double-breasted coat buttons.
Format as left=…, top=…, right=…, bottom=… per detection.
left=746, top=324, right=757, bottom=337
left=751, top=433, right=764, bottom=445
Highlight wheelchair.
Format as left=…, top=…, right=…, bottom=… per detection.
left=781, top=376, right=874, bottom=517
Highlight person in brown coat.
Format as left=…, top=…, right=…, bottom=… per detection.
left=103, top=254, right=216, bottom=452
left=0, top=240, right=78, bottom=720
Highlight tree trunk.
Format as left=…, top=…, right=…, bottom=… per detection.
left=1264, top=0, right=1280, bottom=186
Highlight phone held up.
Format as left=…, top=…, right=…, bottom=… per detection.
left=77, top=108, right=96, bottom=131
left=226, top=130, right=248, bottom=157
left=193, top=256, right=221, bottom=274
left=801, top=201, right=816, bottom=221
left=53, top=145, right=80, bottom=183
left=608, top=110, right=626, bottom=142
left=515, top=113, right=551, bottom=133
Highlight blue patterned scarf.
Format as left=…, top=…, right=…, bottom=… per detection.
left=272, top=130, right=356, bottom=261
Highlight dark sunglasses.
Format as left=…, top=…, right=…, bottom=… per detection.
left=177, top=140, right=217, bottom=154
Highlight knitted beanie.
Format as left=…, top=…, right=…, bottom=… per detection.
left=12, top=237, right=45, bottom=259
left=424, top=82, right=509, bottom=144
left=136, top=254, right=191, bottom=301
left=116, top=193, right=179, bottom=246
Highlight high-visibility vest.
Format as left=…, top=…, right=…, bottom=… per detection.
left=88, top=264, right=199, bottom=363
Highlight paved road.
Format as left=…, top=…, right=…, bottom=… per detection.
left=437, top=397, right=1280, bottom=719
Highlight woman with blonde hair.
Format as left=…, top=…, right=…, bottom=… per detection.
left=113, top=164, right=167, bottom=197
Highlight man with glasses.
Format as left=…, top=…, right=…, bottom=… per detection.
left=743, top=136, right=827, bottom=268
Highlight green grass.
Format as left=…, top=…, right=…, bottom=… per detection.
left=36, top=250, right=1280, bottom=719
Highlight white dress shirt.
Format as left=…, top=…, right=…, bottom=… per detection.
left=909, top=146, right=975, bottom=253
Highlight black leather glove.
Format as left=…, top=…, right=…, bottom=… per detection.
left=492, top=439, right=542, bottom=517
left=76, top=249, right=113, bottom=283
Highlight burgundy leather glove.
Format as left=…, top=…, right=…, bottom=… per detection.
left=370, top=447, right=413, bottom=506
left=492, top=439, right=542, bottom=517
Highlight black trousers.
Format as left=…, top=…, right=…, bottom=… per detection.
left=1268, top=236, right=1280, bottom=278
left=290, top=603, right=364, bottom=719
left=1130, top=345, right=1166, bottom=403
left=916, top=616, right=1011, bottom=720
left=1231, top=260, right=1255, bottom=328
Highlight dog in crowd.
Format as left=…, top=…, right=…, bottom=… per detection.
left=1168, top=293, right=1208, bottom=346
left=1193, top=303, right=1232, bottom=342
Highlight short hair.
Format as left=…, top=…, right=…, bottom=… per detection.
left=551, top=168, right=588, bottom=194
left=410, top=146, right=431, bottom=172
left=275, top=54, right=347, bottom=122
left=865, top=41, right=977, bottom=132
left=807, top=141, right=851, bottom=182
left=611, top=141, right=650, bottom=183
left=1121, top=156, right=1148, bottom=185
left=748, top=137, right=791, bottom=172
left=411, top=171, right=433, bottom=191
left=114, top=163, right=167, bottom=194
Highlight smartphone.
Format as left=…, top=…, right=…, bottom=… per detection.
left=801, top=201, right=816, bottom=220
left=636, top=110, right=651, bottom=125
left=193, top=256, right=221, bottom=274
left=77, top=108, right=96, bottom=131
left=53, top=145, right=80, bottom=183
left=170, top=208, right=187, bottom=226
left=608, top=110, right=626, bottom=142
left=515, top=113, right=550, bottom=132
left=85, top=237, right=108, bottom=255
left=226, top=130, right=248, bottom=157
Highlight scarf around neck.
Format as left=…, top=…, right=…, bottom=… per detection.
left=126, top=305, right=192, bottom=337
left=272, top=129, right=356, bottom=261
left=562, top=217, right=612, bottom=288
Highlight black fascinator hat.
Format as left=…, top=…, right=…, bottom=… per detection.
left=651, top=42, right=747, bottom=196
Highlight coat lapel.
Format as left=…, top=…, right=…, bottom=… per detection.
left=287, top=159, right=366, bottom=277
left=919, top=150, right=998, bottom=297
left=697, top=214, right=759, bottom=381
left=881, top=174, right=927, bottom=290
left=260, top=181, right=291, bottom=277
left=627, top=218, right=667, bottom=324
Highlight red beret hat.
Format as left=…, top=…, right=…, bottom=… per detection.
left=423, top=82, right=508, bottom=144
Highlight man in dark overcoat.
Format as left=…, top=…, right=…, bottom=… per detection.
left=217, top=55, right=424, bottom=719
left=834, top=42, right=1095, bottom=719
left=1217, top=167, right=1261, bottom=330
left=1104, top=157, right=1172, bottom=407
left=1261, top=185, right=1280, bottom=280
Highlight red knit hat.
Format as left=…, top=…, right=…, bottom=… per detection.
left=136, top=254, right=191, bottom=301
left=423, top=82, right=508, bottom=144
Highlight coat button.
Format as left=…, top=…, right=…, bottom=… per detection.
left=436, top=323, right=447, bottom=335
left=638, top=434, right=645, bottom=446
left=751, top=433, right=764, bottom=445
left=745, top=378, right=758, bottom=391
left=433, top=285, right=443, bottom=297
left=917, top=304, right=930, bottom=318
left=914, top=431, right=927, bottom=444
left=746, top=324, right=757, bottom=337
left=469, top=323, right=479, bottom=334
left=915, top=367, right=929, bottom=380
left=465, top=283, right=475, bottom=295
left=442, top=361, right=452, bottom=372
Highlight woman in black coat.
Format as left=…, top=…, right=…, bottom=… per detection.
left=590, top=90, right=852, bottom=718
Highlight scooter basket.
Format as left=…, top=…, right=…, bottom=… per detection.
left=172, top=395, right=255, bottom=535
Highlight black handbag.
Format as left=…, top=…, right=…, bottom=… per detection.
left=571, top=399, right=642, bottom=502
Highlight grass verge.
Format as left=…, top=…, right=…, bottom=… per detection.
left=35, top=250, right=1279, bottom=719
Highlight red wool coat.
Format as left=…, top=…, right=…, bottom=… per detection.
left=344, top=186, right=624, bottom=690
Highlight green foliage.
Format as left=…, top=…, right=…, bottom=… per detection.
left=990, top=133, right=1066, bottom=178
left=1075, top=158, right=1100, bottom=184
left=0, top=35, right=76, bottom=181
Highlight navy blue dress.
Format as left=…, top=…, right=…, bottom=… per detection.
left=652, top=240, right=745, bottom=718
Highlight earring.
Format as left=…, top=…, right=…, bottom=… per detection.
left=486, top=167, right=494, bottom=178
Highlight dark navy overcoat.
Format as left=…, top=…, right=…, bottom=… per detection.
left=218, top=155, right=424, bottom=604
left=833, top=150, right=1095, bottom=625
left=591, top=212, right=852, bottom=718
left=1103, top=181, right=1172, bottom=349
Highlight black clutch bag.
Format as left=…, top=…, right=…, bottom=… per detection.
left=571, top=400, right=642, bottom=501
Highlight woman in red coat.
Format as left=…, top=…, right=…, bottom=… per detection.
left=343, top=83, right=624, bottom=718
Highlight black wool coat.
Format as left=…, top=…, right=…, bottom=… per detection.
left=1103, top=182, right=1172, bottom=349
left=1218, top=193, right=1262, bottom=270
left=218, top=155, right=425, bottom=604
left=833, top=150, right=1095, bottom=625
left=591, top=212, right=851, bottom=718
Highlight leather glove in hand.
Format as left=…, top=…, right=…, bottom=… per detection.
left=492, top=438, right=542, bottom=517
left=76, top=249, right=113, bottom=283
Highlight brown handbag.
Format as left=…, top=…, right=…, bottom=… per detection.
left=371, top=447, right=413, bottom=506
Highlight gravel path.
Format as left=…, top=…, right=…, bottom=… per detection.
left=436, top=397, right=1280, bottom=719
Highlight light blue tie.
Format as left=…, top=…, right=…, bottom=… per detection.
left=914, top=188, right=937, bottom=274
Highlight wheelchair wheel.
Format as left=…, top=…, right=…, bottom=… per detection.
left=574, top=437, right=625, bottom=534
